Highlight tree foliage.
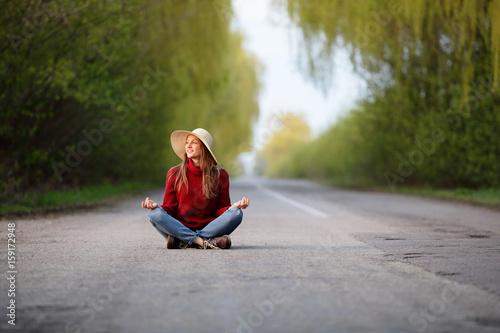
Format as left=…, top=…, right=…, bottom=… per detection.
left=258, top=112, right=311, bottom=177
left=274, top=0, right=500, bottom=189
left=0, top=0, right=260, bottom=200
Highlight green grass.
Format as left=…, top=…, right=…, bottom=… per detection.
left=321, top=177, right=500, bottom=209
left=393, top=187, right=500, bottom=208
left=0, top=181, right=158, bottom=218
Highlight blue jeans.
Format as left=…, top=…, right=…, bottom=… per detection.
left=148, top=207, right=243, bottom=244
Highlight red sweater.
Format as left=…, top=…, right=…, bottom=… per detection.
left=160, top=158, right=232, bottom=230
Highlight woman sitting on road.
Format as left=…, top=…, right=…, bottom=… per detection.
left=141, top=128, right=249, bottom=249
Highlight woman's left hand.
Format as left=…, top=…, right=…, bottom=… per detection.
left=231, top=196, right=250, bottom=209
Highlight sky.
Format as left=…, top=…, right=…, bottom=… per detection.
left=231, top=0, right=365, bottom=172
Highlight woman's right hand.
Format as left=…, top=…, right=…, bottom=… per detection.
left=141, top=197, right=158, bottom=209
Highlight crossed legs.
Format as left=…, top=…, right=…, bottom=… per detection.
left=148, top=207, right=243, bottom=245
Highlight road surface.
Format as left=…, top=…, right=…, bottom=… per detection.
left=1, top=177, right=499, bottom=332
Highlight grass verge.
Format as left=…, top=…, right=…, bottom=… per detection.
left=393, top=187, right=500, bottom=208
left=0, top=181, right=158, bottom=218
left=324, top=178, right=500, bottom=209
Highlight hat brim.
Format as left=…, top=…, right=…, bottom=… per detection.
left=170, top=130, right=218, bottom=164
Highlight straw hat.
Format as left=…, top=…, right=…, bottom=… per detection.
left=170, top=128, right=217, bottom=164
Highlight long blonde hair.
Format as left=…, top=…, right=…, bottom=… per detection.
left=169, top=142, right=220, bottom=199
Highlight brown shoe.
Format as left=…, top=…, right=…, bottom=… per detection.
left=167, top=234, right=181, bottom=249
left=201, top=235, right=231, bottom=250
left=167, top=235, right=193, bottom=249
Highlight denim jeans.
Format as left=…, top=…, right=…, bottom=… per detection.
left=148, top=207, right=243, bottom=244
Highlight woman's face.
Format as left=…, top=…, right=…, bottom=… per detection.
left=185, top=135, right=202, bottom=160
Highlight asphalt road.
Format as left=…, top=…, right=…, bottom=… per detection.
left=1, top=177, right=499, bottom=333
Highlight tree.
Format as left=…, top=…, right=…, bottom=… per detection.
left=258, top=112, right=311, bottom=177
left=273, top=0, right=500, bottom=188
left=0, top=0, right=262, bottom=200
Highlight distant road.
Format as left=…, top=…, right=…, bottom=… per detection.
left=1, top=177, right=499, bottom=332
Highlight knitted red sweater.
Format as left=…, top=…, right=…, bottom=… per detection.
left=160, top=158, right=232, bottom=230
